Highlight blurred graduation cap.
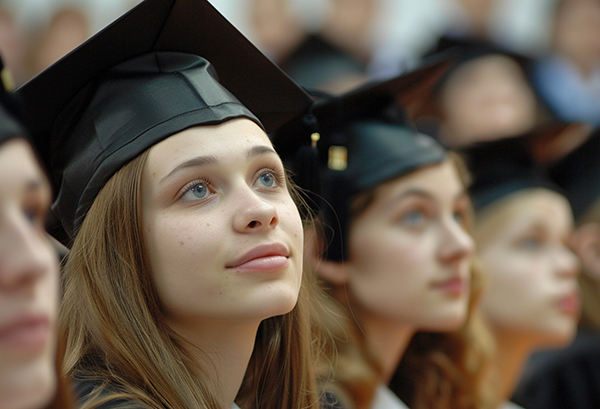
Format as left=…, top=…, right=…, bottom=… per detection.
left=278, top=34, right=367, bottom=92
left=550, top=129, right=600, bottom=220
left=273, top=53, right=452, bottom=261
left=462, top=132, right=562, bottom=211
left=14, top=0, right=313, bottom=245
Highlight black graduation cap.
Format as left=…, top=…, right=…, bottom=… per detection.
left=462, top=133, right=562, bottom=211
left=550, top=129, right=600, bottom=220
left=14, top=0, right=312, bottom=244
left=429, top=36, right=533, bottom=94
left=278, top=34, right=366, bottom=91
left=273, top=54, right=452, bottom=261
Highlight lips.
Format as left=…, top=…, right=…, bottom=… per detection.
left=557, top=293, right=580, bottom=316
left=430, top=276, right=468, bottom=297
left=226, top=243, right=290, bottom=272
left=0, top=313, right=51, bottom=352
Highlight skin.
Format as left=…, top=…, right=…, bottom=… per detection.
left=317, top=159, right=474, bottom=380
left=0, top=138, right=58, bottom=409
left=439, top=54, right=538, bottom=147
left=553, top=0, right=600, bottom=77
left=476, top=189, right=580, bottom=399
left=141, top=118, right=303, bottom=407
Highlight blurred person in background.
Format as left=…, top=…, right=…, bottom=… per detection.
left=276, top=63, right=496, bottom=409
left=512, top=130, right=600, bottom=409
left=465, top=136, right=580, bottom=409
left=0, top=58, right=72, bottom=409
left=531, top=0, right=600, bottom=128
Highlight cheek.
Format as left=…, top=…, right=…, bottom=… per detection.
left=144, top=213, right=223, bottom=300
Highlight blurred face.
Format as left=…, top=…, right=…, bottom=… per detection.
left=343, top=160, right=475, bottom=331
left=142, top=119, right=303, bottom=332
left=440, top=55, right=538, bottom=147
left=477, top=190, right=580, bottom=345
left=554, top=0, right=600, bottom=73
left=0, top=139, right=58, bottom=409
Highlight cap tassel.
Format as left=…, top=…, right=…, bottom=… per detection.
left=294, top=112, right=321, bottom=211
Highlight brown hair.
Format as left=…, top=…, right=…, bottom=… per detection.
left=59, top=149, right=326, bottom=409
left=315, top=153, right=496, bottom=409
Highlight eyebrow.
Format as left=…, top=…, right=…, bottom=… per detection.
left=390, top=187, right=470, bottom=206
left=160, top=145, right=278, bottom=184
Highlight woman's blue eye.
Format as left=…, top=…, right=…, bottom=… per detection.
left=401, top=210, right=425, bottom=226
left=257, top=172, right=276, bottom=188
left=181, top=183, right=210, bottom=201
left=24, top=210, right=36, bottom=223
left=520, top=237, right=542, bottom=250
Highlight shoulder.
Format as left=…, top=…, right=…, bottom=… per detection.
left=74, top=377, right=147, bottom=409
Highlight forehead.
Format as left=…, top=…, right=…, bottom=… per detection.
left=373, top=160, right=463, bottom=203
left=447, top=55, right=525, bottom=85
left=145, top=118, right=271, bottom=172
left=0, top=139, right=45, bottom=195
left=486, top=190, right=574, bottom=237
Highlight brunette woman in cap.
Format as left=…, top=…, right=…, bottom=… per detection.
left=16, top=0, right=327, bottom=408
left=0, top=61, right=72, bottom=409
left=276, top=64, right=495, bottom=409
left=512, top=130, right=600, bottom=409
left=464, top=136, right=580, bottom=409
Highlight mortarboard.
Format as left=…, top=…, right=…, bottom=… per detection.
left=14, top=0, right=313, bottom=245
left=273, top=54, right=452, bottom=261
left=462, top=133, right=562, bottom=211
left=550, top=129, right=600, bottom=220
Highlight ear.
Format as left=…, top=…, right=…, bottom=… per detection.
left=304, top=226, right=350, bottom=286
left=571, top=223, right=600, bottom=281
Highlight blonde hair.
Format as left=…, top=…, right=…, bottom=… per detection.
left=59, top=149, right=325, bottom=409
left=315, top=154, right=496, bottom=409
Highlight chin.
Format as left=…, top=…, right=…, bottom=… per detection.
left=0, top=360, right=57, bottom=409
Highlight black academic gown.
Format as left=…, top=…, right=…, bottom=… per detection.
left=512, top=330, right=600, bottom=409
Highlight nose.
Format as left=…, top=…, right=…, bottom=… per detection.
left=439, top=217, right=475, bottom=264
left=555, top=244, right=580, bottom=280
left=0, top=212, right=52, bottom=292
left=232, top=186, right=279, bottom=233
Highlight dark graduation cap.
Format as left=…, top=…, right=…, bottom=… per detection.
left=274, top=54, right=452, bottom=261
left=278, top=34, right=367, bottom=91
left=14, top=0, right=312, bottom=245
left=462, top=132, right=562, bottom=211
left=550, top=129, right=600, bottom=220
left=429, top=36, right=533, bottom=94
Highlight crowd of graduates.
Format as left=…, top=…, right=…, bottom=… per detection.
left=1, top=1, right=599, bottom=409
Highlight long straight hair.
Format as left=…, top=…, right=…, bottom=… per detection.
left=59, top=149, right=325, bottom=409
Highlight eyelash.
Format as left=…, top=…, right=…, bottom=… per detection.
left=177, top=166, right=286, bottom=202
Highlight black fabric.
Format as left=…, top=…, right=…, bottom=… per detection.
left=15, top=0, right=312, bottom=245
left=550, top=129, right=600, bottom=219
left=74, top=378, right=145, bottom=409
left=513, top=330, right=600, bottom=409
left=461, top=134, right=563, bottom=211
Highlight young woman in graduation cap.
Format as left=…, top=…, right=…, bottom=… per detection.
left=0, top=61, right=72, bottom=408
left=16, top=0, right=328, bottom=408
left=463, top=136, right=580, bottom=409
left=275, top=60, right=495, bottom=409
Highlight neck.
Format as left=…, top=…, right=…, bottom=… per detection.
left=356, top=308, right=417, bottom=383
left=493, top=327, right=539, bottom=402
left=169, top=318, right=260, bottom=408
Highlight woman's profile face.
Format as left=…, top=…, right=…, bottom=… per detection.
left=141, top=118, right=303, bottom=330
left=439, top=55, right=538, bottom=147
left=343, top=159, right=474, bottom=331
left=0, top=138, right=58, bottom=409
left=477, top=190, right=580, bottom=344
